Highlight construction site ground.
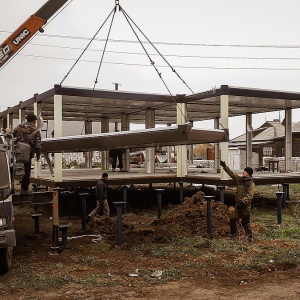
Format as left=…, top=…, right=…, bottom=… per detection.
left=1, top=185, right=300, bottom=300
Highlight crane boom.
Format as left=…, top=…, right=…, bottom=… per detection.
left=0, top=0, right=69, bottom=69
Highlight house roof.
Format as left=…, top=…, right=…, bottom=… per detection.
left=292, top=122, right=300, bottom=132
left=230, top=120, right=290, bottom=144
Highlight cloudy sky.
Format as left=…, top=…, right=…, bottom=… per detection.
left=1, top=0, right=300, bottom=138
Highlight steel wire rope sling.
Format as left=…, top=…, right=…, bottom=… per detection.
left=39, top=4, right=117, bottom=117
left=109, top=3, right=218, bottom=126
left=116, top=5, right=189, bottom=125
left=80, top=2, right=118, bottom=135
left=119, top=5, right=229, bottom=138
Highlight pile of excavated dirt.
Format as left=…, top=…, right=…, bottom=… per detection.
left=151, top=191, right=231, bottom=239
left=88, top=191, right=231, bottom=245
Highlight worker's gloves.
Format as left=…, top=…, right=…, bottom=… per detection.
left=220, top=160, right=226, bottom=168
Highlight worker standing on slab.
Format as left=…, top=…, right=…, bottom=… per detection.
left=86, top=172, right=110, bottom=224
left=12, top=114, right=42, bottom=194
left=109, top=148, right=124, bottom=171
left=220, top=161, right=255, bottom=242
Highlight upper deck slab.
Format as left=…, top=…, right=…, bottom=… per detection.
left=2, top=85, right=300, bottom=125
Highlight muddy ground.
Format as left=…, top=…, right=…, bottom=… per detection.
left=1, top=188, right=300, bottom=299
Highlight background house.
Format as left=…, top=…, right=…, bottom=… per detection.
left=230, top=119, right=300, bottom=168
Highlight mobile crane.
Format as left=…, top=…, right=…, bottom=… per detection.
left=0, top=0, right=69, bottom=273
left=0, top=0, right=69, bottom=69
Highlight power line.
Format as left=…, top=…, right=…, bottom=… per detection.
left=1, top=30, right=300, bottom=48
left=16, top=53, right=300, bottom=71
left=27, top=43, right=300, bottom=60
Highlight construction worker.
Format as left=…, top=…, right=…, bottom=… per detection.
left=220, top=161, right=255, bottom=242
left=109, top=148, right=124, bottom=171
left=86, top=172, right=110, bottom=224
left=12, top=114, right=42, bottom=194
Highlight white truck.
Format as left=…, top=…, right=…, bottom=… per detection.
left=0, top=132, right=16, bottom=273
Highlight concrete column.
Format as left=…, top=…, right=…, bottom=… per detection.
left=188, top=120, right=194, bottom=163
left=145, top=108, right=155, bottom=174
left=19, top=102, right=25, bottom=124
left=114, top=122, right=119, bottom=132
left=101, top=117, right=109, bottom=170
left=167, top=123, right=172, bottom=163
left=121, top=113, right=130, bottom=171
left=7, top=111, right=13, bottom=130
left=85, top=120, right=93, bottom=168
left=34, top=102, right=42, bottom=178
left=285, top=107, right=292, bottom=172
left=214, top=117, right=220, bottom=172
left=220, top=95, right=229, bottom=180
left=176, top=103, right=187, bottom=177
left=54, top=94, right=63, bottom=182
left=246, top=113, right=253, bottom=168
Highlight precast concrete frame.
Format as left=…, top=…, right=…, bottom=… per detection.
left=1, top=84, right=300, bottom=182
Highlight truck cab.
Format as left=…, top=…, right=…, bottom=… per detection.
left=0, top=133, right=16, bottom=273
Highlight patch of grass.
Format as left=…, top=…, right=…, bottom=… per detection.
left=260, top=225, right=300, bottom=239
left=0, top=265, right=69, bottom=291
left=71, top=255, right=109, bottom=266
left=83, top=274, right=118, bottom=287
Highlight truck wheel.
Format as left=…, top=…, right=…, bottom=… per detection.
left=0, top=247, right=13, bottom=273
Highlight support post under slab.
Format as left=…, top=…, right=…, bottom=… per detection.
left=282, top=183, right=289, bottom=208
left=113, top=201, right=126, bottom=246
left=276, top=192, right=285, bottom=225
left=217, top=186, right=226, bottom=203
left=79, top=192, right=89, bottom=231
left=51, top=190, right=60, bottom=249
left=122, top=185, right=128, bottom=214
left=155, top=189, right=164, bottom=219
left=179, top=179, right=184, bottom=204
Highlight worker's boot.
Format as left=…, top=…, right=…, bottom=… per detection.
left=230, top=218, right=237, bottom=240
left=242, top=218, right=252, bottom=243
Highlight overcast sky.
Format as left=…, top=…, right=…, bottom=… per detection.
left=1, top=0, right=300, bottom=138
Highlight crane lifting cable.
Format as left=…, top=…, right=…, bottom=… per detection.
left=39, top=4, right=117, bottom=116
left=80, top=3, right=118, bottom=134
left=121, top=8, right=195, bottom=96
left=117, top=4, right=189, bottom=124
left=59, top=6, right=117, bottom=87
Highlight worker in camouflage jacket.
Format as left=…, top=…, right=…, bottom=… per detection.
left=13, top=114, right=42, bottom=194
left=220, top=161, right=255, bottom=242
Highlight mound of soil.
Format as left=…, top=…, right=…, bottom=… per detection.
left=89, top=191, right=231, bottom=245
